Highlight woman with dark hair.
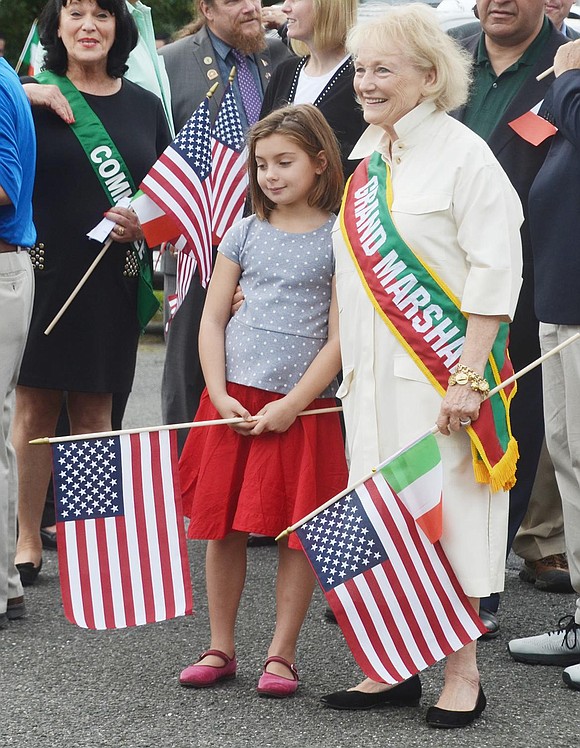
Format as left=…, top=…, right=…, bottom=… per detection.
left=13, top=0, right=171, bottom=585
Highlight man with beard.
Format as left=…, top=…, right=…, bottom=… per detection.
left=159, top=0, right=291, bottom=452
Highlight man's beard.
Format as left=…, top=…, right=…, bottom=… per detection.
left=228, top=20, right=266, bottom=55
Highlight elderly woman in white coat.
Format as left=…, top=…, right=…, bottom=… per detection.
left=321, top=4, right=523, bottom=728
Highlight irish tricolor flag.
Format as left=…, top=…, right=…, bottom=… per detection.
left=379, top=433, right=443, bottom=544
left=16, top=20, right=44, bottom=76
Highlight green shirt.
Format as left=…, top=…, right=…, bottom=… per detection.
left=463, top=17, right=550, bottom=141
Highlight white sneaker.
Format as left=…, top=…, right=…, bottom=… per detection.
left=563, top=663, right=580, bottom=691
left=507, top=616, right=580, bottom=666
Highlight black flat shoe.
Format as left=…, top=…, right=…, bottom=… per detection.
left=426, top=686, right=486, bottom=728
left=40, top=528, right=57, bottom=551
left=16, top=558, right=43, bottom=587
left=320, top=675, right=421, bottom=710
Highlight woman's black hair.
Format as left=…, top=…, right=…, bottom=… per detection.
left=39, top=0, right=138, bottom=78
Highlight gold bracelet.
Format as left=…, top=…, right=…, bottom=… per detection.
left=448, top=363, right=490, bottom=396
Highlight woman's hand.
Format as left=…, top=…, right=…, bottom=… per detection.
left=262, top=6, right=286, bottom=29
left=231, top=284, right=245, bottom=315
left=212, top=393, right=256, bottom=435
left=436, top=384, right=483, bottom=436
left=436, top=314, right=502, bottom=436
left=105, top=206, right=143, bottom=244
left=23, top=83, right=75, bottom=124
left=250, top=397, right=300, bottom=435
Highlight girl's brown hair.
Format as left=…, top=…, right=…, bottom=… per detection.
left=247, top=104, right=344, bottom=221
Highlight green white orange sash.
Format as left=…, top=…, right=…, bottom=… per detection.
left=340, top=153, right=518, bottom=492
left=35, top=71, right=159, bottom=330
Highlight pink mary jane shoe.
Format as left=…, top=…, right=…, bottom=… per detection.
left=179, top=649, right=237, bottom=688
left=257, top=655, right=299, bottom=698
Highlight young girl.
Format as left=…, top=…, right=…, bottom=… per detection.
left=178, top=104, right=348, bottom=698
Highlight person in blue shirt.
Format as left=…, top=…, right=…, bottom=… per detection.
left=0, top=56, right=36, bottom=628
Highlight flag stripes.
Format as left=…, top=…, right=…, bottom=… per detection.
left=297, top=471, right=485, bottom=684
left=141, top=149, right=213, bottom=284
left=211, top=143, right=248, bottom=244
left=55, top=430, right=193, bottom=630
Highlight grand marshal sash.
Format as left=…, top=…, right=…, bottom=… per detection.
left=340, top=153, right=518, bottom=491
left=35, top=71, right=159, bottom=330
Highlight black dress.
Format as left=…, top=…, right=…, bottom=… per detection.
left=260, top=56, right=367, bottom=178
left=19, top=79, right=171, bottom=393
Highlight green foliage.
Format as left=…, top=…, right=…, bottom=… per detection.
left=0, top=0, right=195, bottom=68
left=147, top=0, right=194, bottom=39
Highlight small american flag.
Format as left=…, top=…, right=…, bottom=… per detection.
left=140, top=95, right=213, bottom=290
left=53, top=430, right=193, bottom=630
left=296, top=472, right=485, bottom=684
left=211, top=79, right=248, bottom=245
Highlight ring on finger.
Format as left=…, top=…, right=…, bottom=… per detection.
left=459, top=417, right=471, bottom=427
left=115, top=225, right=126, bottom=237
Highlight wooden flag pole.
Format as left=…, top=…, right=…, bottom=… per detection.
left=536, top=65, right=555, bottom=81
left=29, top=406, right=343, bottom=445
left=44, top=238, right=113, bottom=335
left=15, top=19, right=38, bottom=74
left=276, top=331, right=580, bottom=541
left=44, top=81, right=221, bottom=338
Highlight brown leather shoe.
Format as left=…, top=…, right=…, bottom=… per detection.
left=520, top=553, right=574, bottom=593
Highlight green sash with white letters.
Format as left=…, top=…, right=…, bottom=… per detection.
left=35, top=71, right=159, bottom=330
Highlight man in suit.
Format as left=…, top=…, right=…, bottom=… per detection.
left=159, top=0, right=291, bottom=452
left=507, top=38, right=580, bottom=691
left=545, top=0, right=580, bottom=37
left=455, top=0, right=570, bottom=636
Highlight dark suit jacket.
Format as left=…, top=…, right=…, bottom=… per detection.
left=160, top=25, right=292, bottom=131
left=529, top=71, right=580, bottom=324
left=564, top=22, right=580, bottom=39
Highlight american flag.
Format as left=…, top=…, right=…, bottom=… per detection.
left=53, top=430, right=193, bottom=630
left=140, top=95, right=213, bottom=290
left=211, top=79, right=248, bottom=245
left=165, top=235, right=194, bottom=326
left=296, top=472, right=485, bottom=684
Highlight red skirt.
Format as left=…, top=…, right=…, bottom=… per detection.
left=179, top=383, right=348, bottom=550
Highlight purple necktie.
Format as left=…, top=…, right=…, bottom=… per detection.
left=231, top=49, right=262, bottom=126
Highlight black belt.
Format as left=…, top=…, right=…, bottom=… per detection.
left=0, top=239, right=24, bottom=253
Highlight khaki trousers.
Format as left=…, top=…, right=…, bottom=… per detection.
left=540, top=323, right=580, bottom=624
left=513, top=440, right=566, bottom=561
left=0, top=252, right=33, bottom=615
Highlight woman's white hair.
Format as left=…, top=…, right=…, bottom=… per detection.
left=346, top=3, right=472, bottom=112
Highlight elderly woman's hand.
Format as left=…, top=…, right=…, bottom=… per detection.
left=554, top=39, right=580, bottom=77
left=23, top=83, right=75, bottom=124
left=436, top=383, right=483, bottom=436
left=105, top=205, right=143, bottom=244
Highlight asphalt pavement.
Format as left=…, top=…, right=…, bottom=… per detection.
left=2, top=332, right=578, bottom=748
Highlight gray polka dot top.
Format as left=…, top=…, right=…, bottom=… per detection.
left=220, top=214, right=338, bottom=397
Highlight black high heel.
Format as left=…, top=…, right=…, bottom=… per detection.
left=426, top=685, right=486, bottom=728
left=16, top=558, right=43, bottom=586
